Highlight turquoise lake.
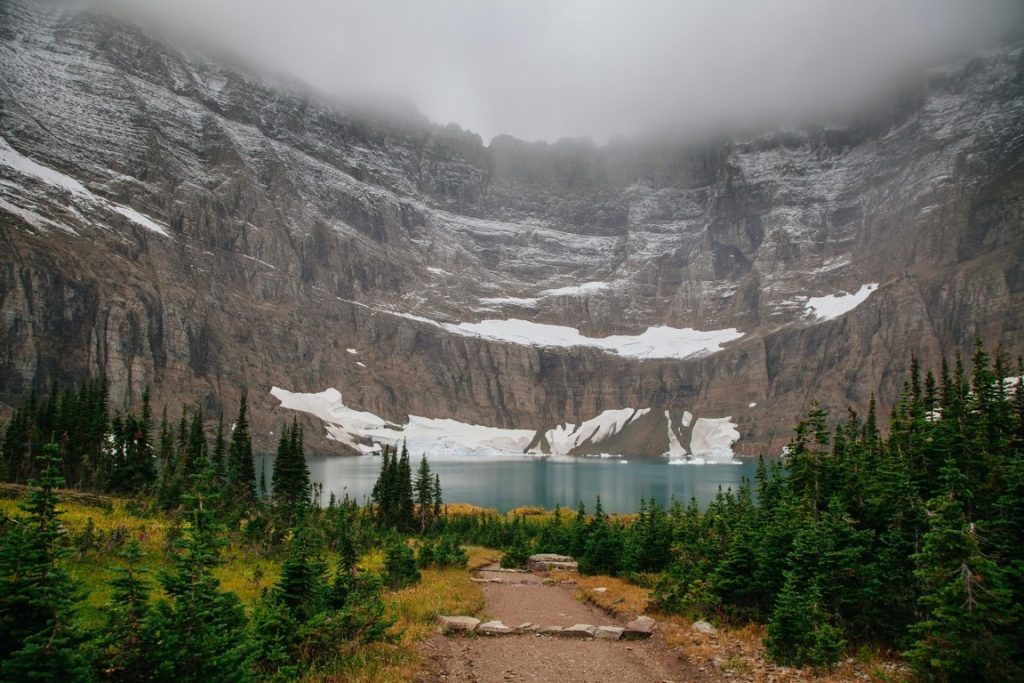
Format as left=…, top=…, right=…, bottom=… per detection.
left=262, top=454, right=761, bottom=513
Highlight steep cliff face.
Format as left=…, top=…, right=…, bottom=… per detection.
left=1, top=1, right=1022, bottom=456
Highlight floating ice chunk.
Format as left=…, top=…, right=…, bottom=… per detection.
left=805, top=284, right=878, bottom=321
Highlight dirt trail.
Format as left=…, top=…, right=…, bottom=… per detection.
left=418, top=565, right=719, bottom=683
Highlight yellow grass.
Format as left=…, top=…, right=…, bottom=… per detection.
left=308, top=549, right=490, bottom=682
left=442, top=502, right=497, bottom=516
left=575, top=574, right=650, bottom=616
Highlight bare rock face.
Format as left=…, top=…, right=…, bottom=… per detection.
left=1, top=0, right=1022, bottom=456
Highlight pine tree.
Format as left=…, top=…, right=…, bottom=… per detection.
left=0, top=442, right=89, bottom=680
left=227, top=395, right=257, bottom=508
left=94, top=540, right=152, bottom=681
left=274, top=525, right=326, bottom=622
left=397, top=441, right=414, bottom=530
left=144, top=488, right=251, bottom=682
left=433, top=472, right=443, bottom=519
left=414, top=455, right=435, bottom=532
left=383, top=536, right=420, bottom=589
left=211, top=411, right=226, bottom=485
left=272, top=420, right=310, bottom=520
left=907, top=460, right=1021, bottom=681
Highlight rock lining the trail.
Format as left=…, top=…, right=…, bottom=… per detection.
left=527, top=553, right=579, bottom=572
left=477, top=620, right=514, bottom=635
left=438, top=615, right=647, bottom=641
left=438, top=616, right=480, bottom=634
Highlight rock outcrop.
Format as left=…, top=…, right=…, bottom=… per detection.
left=1, top=0, right=1022, bottom=455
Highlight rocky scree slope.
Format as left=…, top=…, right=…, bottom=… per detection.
left=1, top=0, right=1022, bottom=455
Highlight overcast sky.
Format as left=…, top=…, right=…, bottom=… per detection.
left=108, top=0, right=1021, bottom=143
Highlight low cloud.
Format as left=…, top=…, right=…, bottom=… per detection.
left=103, top=0, right=1022, bottom=143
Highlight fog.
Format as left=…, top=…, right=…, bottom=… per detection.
left=103, top=0, right=1022, bottom=143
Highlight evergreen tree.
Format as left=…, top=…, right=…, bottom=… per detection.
left=414, top=455, right=435, bottom=532
left=227, top=395, right=257, bottom=508
left=211, top=411, right=226, bottom=485
left=0, top=442, right=89, bottom=680
left=383, top=536, right=420, bottom=589
left=907, top=461, right=1021, bottom=681
left=272, top=420, right=310, bottom=520
left=145, top=488, right=252, bottom=682
left=94, top=540, right=152, bottom=681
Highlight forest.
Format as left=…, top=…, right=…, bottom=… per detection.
left=1, top=341, right=1022, bottom=681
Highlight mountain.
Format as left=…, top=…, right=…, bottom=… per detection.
left=1, top=0, right=1022, bottom=457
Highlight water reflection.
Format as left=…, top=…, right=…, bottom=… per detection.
left=263, top=453, right=759, bottom=513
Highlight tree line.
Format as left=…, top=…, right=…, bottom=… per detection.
left=0, top=383, right=457, bottom=681
left=436, top=342, right=1024, bottom=679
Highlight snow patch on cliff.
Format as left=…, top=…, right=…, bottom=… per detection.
left=664, top=411, right=688, bottom=458
left=478, top=296, right=540, bottom=308
left=270, top=387, right=399, bottom=454
left=272, top=386, right=745, bottom=461
left=540, top=281, right=611, bottom=297
left=544, top=408, right=649, bottom=454
left=448, top=319, right=744, bottom=360
left=1, top=136, right=170, bottom=237
left=805, top=283, right=878, bottom=320
left=688, top=417, right=741, bottom=463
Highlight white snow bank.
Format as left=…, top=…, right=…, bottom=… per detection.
left=400, top=416, right=535, bottom=456
left=272, top=387, right=743, bottom=461
left=664, top=410, right=688, bottom=458
left=540, top=281, right=611, bottom=297
left=270, top=387, right=398, bottom=454
left=690, top=417, right=741, bottom=462
left=448, top=319, right=743, bottom=360
left=544, top=408, right=649, bottom=454
left=805, top=283, right=878, bottom=321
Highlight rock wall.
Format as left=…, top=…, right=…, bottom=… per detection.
left=1, top=0, right=1022, bottom=455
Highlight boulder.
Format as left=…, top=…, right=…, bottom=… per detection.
left=560, top=624, right=597, bottom=638
left=438, top=616, right=480, bottom=634
left=527, top=554, right=579, bottom=572
left=477, top=620, right=513, bottom=635
left=595, top=625, right=624, bottom=641
left=622, top=616, right=655, bottom=640
left=692, top=620, right=717, bottom=635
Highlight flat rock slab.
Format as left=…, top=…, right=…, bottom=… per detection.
left=477, top=620, right=513, bottom=635
left=595, top=625, right=624, bottom=641
left=439, top=616, right=480, bottom=634
left=560, top=624, right=597, bottom=638
left=527, top=553, right=579, bottom=572
left=622, top=616, right=655, bottom=641
left=539, top=625, right=563, bottom=635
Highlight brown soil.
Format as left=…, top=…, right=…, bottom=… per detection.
left=418, top=564, right=721, bottom=683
